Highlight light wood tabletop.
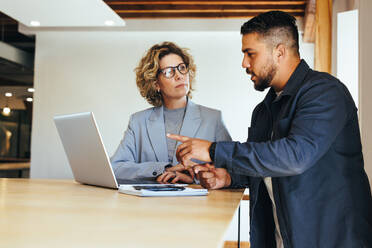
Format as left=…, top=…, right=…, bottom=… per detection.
left=0, top=179, right=244, bottom=248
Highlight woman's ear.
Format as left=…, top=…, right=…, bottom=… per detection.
left=154, top=81, right=160, bottom=92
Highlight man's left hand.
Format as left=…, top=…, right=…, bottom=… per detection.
left=193, top=163, right=231, bottom=189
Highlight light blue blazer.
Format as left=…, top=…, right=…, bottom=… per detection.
left=110, top=100, right=232, bottom=180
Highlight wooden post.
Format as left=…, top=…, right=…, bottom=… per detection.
left=303, top=0, right=316, bottom=43
left=315, top=0, right=332, bottom=73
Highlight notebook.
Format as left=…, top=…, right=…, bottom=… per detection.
left=118, top=185, right=208, bottom=197
left=54, top=112, right=186, bottom=189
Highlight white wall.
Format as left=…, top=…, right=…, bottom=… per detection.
left=332, top=0, right=358, bottom=76
left=337, top=10, right=358, bottom=105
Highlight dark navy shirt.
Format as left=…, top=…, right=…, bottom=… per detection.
left=214, top=60, right=372, bottom=247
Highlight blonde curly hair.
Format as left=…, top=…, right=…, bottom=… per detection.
left=135, top=42, right=196, bottom=107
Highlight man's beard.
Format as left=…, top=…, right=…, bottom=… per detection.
left=248, top=59, right=277, bottom=92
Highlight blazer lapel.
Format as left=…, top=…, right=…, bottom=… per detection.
left=172, top=100, right=201, bottom=163
left=146, top=106, right=169, bottom=162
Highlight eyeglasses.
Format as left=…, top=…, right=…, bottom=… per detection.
left=158, top=63, right=189, bottom=79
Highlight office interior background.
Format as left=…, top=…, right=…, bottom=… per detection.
left=1, top=0, right=371, bottom=246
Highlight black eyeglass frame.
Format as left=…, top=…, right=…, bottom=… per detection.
left=158, top=63, right=189, bottom=79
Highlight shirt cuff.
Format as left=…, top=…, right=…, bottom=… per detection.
left=209, top=142, right=217, bottom=162
left=164, top=164, right=172, bottom=172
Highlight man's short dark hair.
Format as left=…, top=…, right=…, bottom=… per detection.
left=241, top=11, right=299, bottom=56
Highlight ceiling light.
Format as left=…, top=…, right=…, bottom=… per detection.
left=2, top=106, right=11, bottom=116
left=104, top=20, right=115, bottom=26
left=3, top=94, right=11, bottom=116
left=27, top=88, right=35, bottom=93
left=26, top=97, right=33, bottom=102
left=30, top=21, right=40, bottom=26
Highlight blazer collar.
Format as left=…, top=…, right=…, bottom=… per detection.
left=147, top=99, right=202, bottom=164
left=178, top=100, right=201, bottom=137
left=146, top=106, right=168, bottom=162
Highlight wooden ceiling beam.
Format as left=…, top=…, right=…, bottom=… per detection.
left=105, top=1, right=306, bottom=5
left=105, top=0, right=306, bottom=19
left=118, top=12, right=304, bottom=18
left=110, top=5, right=305, bottom=11
left=115, top=9, right=304, bottom=13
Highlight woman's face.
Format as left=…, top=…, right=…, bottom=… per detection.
left=156, top=53, right=190, bottom=102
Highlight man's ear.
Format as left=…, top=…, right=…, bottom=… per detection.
left=274, top=43, right=286, bottom=62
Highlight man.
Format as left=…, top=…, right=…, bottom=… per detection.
left=168, top=11, right=372, bottom=248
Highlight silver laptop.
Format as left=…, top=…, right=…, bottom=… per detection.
left=54, top=112, right=182, bottom=189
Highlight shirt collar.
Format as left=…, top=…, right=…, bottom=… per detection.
left=263, top=59, right=310, bottom=106
left=281, top=59, right=310, bottom=97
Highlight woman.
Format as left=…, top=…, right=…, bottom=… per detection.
left=111, top=42, right=231, bottom=183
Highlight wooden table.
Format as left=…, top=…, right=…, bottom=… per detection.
left=0, top=179, right=244, bottom=248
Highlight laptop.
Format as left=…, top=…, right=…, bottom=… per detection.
left=54, top=112, right=185, bottom=189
